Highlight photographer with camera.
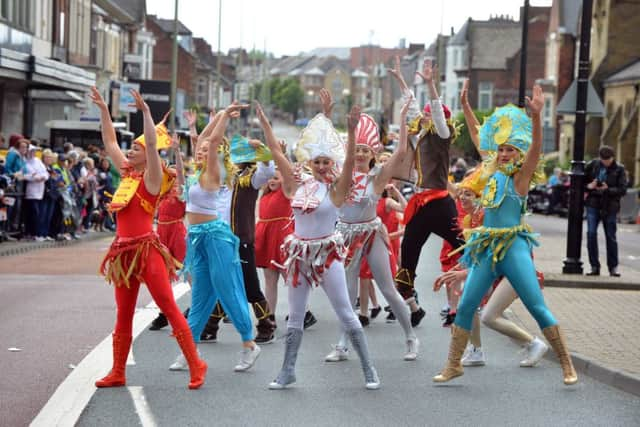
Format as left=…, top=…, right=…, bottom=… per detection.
left=584, top=145, right=628, bottom=277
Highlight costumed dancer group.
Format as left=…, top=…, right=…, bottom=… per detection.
left=90, top=54, right=577, bottom=392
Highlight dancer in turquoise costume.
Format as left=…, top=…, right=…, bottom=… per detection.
left=169, top=102, right=261, bottom=374
left=433, top=86, right=578, bottom=386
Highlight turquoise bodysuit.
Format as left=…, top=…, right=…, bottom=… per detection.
left=454, top=169, right=557, bottom=331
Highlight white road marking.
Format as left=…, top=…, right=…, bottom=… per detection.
left=128, top=386, right=158, bottom=427
left=30, top=281, right=190, bottom=427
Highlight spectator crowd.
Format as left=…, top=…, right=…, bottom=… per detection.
left=0, top=134, right=120, bottom=242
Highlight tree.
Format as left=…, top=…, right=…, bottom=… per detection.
left=274, top=78, right=304, bottom=119
left=453, top=109, right=493, bottom=160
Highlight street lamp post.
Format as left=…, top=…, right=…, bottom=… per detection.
left=562, top=0, right=595, bottom=274
left=169, top=0, right=179, bottom=132
left=518, top=0, right=530, bottom=108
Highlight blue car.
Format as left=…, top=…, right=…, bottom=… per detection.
left=295, top=118, right=310, bottom=127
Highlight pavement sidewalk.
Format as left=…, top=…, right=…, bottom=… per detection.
left=511, top=232, right=640, bottom=397
left=0, top=230, right=113, bottom=257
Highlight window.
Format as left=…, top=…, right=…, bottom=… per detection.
left=478, top=82, right=493, bottom=110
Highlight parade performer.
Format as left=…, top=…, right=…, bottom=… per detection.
left=168, top=103, right=261, bottom=373
left=149, top=133, right=187, bottom=331
left=198, top=134, right=278, bottom=344
left=255, top=169, right=294, bottom=327
left=255, top=101, right=380, bottom=390
left=388, top=57, right=462, bottom=327
left=433, top=80, right=549, bottom=367
left=433, top=86, right=577, bottom=386
left=320, top=90, right=417, bottom=362
left=90, top=87, right=206, bottom=390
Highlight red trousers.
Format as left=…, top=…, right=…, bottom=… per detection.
left=113, top=246, right=188, bottom=336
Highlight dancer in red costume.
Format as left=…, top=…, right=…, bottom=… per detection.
left=255, top=170, right=294, bottom=319
left=90, top=87, right=207, bottom=390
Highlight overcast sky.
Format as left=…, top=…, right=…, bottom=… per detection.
left=147, top=0, right=553, bottom=57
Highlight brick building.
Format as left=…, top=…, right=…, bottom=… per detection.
left=146, top=15, right=196, bottom=111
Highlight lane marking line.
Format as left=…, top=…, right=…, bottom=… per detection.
left=128, top=386, right=158, bottom=427
left=30, top=282, right=190, bottom=427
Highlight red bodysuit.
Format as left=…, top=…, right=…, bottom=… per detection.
left=157, top=191, right=187, bottom=263
left=255, top=188, right=294, bottom=270
left=100, top=176, right=185, bottom=337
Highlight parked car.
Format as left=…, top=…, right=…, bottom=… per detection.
left=295, top=118, right=310, bottom=127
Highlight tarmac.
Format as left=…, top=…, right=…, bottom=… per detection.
left=1, top=223, right=639, bottom=398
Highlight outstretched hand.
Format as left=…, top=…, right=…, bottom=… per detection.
left=183, top=109, right=197, bottom=127
left=416, top=58, right=434, bottom=84
left=387, top=56, right=403, bottom=82
left=158, top=109, right=172, bottom=126
left=460, top=79, right=470, bottom=107
left=433, top=269, right=466, bottom=292
left=224, top=101, right=249, bottom=119
left=129, top=89, right=149, bottom=112
left=347, top=104, right=362, bottom=133
left=320, top=88, right=335, bottom=117
left=89, top=87, right=108, bottom=110
left=525, top=85, right=544, bottom=116
left=254, top=101, right=269, bottom=127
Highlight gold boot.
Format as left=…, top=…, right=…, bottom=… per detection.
left=433, top=325, right=470, bottom=383
left=542, top=325, right=578, bottom=385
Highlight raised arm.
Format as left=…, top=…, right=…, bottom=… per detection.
left=205, top=102, right=247, bottom=183
left=197, top=109, right=223, bottom=150
left=388, top=56, right=410, bottom=94
left=515, top=85, right=544, bottom=196
left=183, top=109, right=199, bottom=154
left=255, top=101, right=297, bottom=198
left=171, top=132, right=185, bottom=188
left=416, top=59, right=450, bottom=139
left=320, top=88, right=334, bottom=118
left=375, top=97, right=412, bottom=193
left=89, top=87, right=126, bottom=170
left=131, top=89, right=162, bottom=195
left=460, top=79, right=485, bottom=157
left=331, top=104, right=360, bottom=207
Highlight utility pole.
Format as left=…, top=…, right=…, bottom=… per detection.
left=216, top=0, right=222, bottom=109
left=518, top=0, right=529, bottom=108
left=169, top=0, right=179, bottom=132
left=563, top=0, right=594, bottom=274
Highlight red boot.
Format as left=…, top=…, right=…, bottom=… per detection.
left=95, top=333, right=132, bottom=387
left=174, top=328, right=208, bottom=389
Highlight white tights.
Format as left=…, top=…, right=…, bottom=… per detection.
left=338, top=234, right=415, bottom=348
left=286, top=261, right=361, bottom=333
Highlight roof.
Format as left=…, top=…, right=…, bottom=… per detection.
left=469, top=20, right=521, bottom=69
left=305, top=47, right=350, bottom=60
left=111, top=0, right=146, bottom=22
left=449, top=19, right=470, bottom=46
left=304, top=66, right=324, bottom=76
left=352, top=69, right=368, bottom=78
left=148, top=15, right=192, bottom=35
left=604, top=59, right=640, bottom=85
left=559, top=0, right=582, bottom=36
left=270, top=56, right=315, bottom=76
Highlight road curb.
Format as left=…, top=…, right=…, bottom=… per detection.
left=505, top=310, right=640, bottom=397
left=543, top=277, right=640, bottom=291
left=0, top=232, right=113, bottom=257
left=557, top=352, right=640, bottom=397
